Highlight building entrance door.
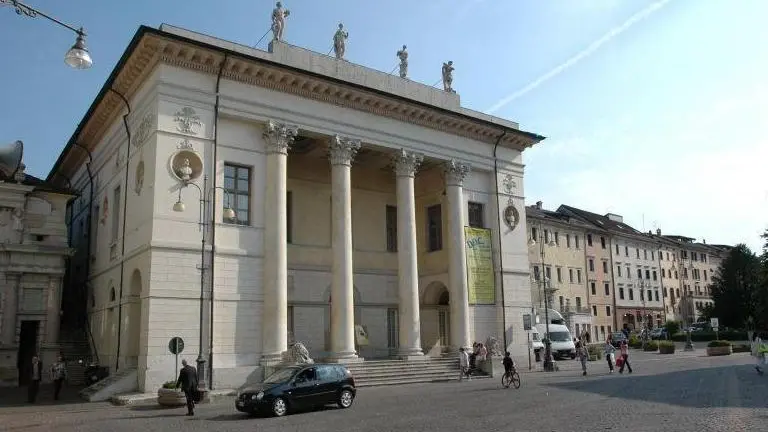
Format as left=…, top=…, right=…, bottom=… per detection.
left=17, top=320, right=39, bottom=386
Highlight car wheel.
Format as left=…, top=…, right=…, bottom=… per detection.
left=271, top=397, right=288, bottom=417
left=338, top=389, right=354, bottom=409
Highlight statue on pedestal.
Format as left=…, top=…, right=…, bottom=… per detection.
left=285, top=342, right=314, bottom=364
left=333, top=23, right=349, bottom=59
left=271, top=2, right=290, bottom=42
left=442, top=61, right=455, bottom=93
left=396, top=45, right=408, bottom=78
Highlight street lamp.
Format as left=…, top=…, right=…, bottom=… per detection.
left=678, top=260, right=695, bottom=351
left=528, top=228, right=557, bottom=372
left=2, top=1, right=93, bottom=69
left=639, top=280, right=648, bottom=349
left=173, top=175, right=236, bottom=391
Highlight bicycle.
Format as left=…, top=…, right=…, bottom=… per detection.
left=501, top=367, right=521, bottom=389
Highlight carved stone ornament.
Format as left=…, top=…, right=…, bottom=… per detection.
left=135, top=159, right=145, bottom=195
left=177, top=159, right=192, bottom=182
left=443, top=160, right=470, bottom=186
left=503, top=205, right=520, bottom=231
left=174, top=107, right=202, bottom=135
left=284, top=341, right=314, bottom=365
left=328, top=135, right=361, bottom=166
left=134, top=113, right=154, bottom=147
left=177, top=139, right=195, bottom=150
left=263, top=120, right=298, bottom=155
left=503, top=174, right=517, bottom=206
left=392, top=149, right=423, bottom=177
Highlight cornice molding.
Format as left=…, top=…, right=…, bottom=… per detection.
left=64, top=32, right=540, bottom=179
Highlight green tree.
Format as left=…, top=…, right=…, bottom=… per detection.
left=755, top=230, right=768, bottom=330
left=696, top=303, right=715, bottom=322
left=709, top=244, right=761, bottom=329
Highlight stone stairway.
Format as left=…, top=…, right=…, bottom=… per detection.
left=342, top=356, right=489, bottom=387
left=58, top=329, right=93, bottom=386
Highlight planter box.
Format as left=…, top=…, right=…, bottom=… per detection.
left=706, top=346, right=732, bottom=356
left=157, top=388, right=187, bottom=407
left=658, top=345, right=675, bottom=354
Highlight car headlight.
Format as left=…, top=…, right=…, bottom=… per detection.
left=254, top=391, right=264, bottom=401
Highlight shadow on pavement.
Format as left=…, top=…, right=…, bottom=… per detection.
left=0, top=383, right=86, bottom=408
left=544, top=364, right=768, bottom=408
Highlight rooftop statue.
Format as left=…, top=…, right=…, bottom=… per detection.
left=271, top=1, right=290, bottom=42
left=333, top=23, right=349, bottom=59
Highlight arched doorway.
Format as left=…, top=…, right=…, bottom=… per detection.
left=420, top=281, right=450, bottom=356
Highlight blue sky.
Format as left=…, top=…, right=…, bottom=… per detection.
left=1, top=0, right=766, bottom=251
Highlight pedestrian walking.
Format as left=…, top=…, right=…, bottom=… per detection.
left=618, top=340, right=633, bottom=374
left=576, top=342, right=588, bottom=376
left=27, top=355, right=43, bottom=403
left=50, top=355, right=68, bottom=400
left=752, top=332, right=767, bottom=375
left=458, top=347, right=470, bottom=381
left=604, top=337, right=616, bottom=373
left=176, top=359, right=198, bottom=416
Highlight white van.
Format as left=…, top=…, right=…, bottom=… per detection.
left=535, top=308, right=576, bottom=359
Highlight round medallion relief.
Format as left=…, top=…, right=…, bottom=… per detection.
left=169, top=150, right=203, bottom=182
left=503, top=205, right=520, bottom=231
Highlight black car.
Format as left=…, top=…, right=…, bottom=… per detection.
left=235, top=364, right=356, bottom=417
left=610, top=332, right=628, bottom=348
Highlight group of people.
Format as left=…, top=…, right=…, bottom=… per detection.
left=26, top=354, right=69, bottom=403
left=457, top=342, right=489, bottom=381
left=572, top=335, right=633, bottom=377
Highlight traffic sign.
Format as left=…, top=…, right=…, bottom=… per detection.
left=710, top=317, right=719, bottom=330
left=168, top=337, right=185, bottom=355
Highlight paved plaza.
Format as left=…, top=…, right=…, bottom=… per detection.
left=0, top=351, right=766, bottom=432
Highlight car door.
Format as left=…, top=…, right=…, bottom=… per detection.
left=314, top=365, right=340, bottom=404
left=287, top=367, right=320, bottom=408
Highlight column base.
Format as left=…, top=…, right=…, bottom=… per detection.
left=326, top=352, right=363, bottom=363
left=397, top=348, right=425, bottom=361
left=260, top=352, right=286, bottom=367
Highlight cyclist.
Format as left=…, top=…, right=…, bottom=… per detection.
left=502, top=351, right=515, bottom=375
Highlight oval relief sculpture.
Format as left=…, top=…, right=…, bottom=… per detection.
left=503, top=205, right=520, bottom=231
left=170, top=149, right=203, bottom=182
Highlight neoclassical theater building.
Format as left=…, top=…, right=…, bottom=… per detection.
left=49, top=24, right=545, bottom=392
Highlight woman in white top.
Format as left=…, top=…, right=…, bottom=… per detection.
left=752, top=332, right=765, bottom=375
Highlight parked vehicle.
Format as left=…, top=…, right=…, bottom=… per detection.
left=537, top=323, right=576, bottom=359
left=650, top=328, right=668, bottom=340
left=235, top=364, right=356, bottom=417
left=610, top=332, right=628, bottom=348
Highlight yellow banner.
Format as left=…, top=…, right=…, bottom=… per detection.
left=464, top=227, right=495, bottom=304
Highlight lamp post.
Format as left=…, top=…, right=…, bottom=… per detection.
left=173, top=175, right=236, bottom=391
left=679, top=260, right=695, bottom=351
left=528, top=226, right=557, bottom=372
left=639, top=280, right=648, bottom=349
left=2, top=0, right=93, bottom=69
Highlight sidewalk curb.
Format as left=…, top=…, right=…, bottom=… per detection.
left=110, top=389, right=236, bottom=406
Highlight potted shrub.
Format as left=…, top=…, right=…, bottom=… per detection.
left=643, top=340, right=659, bottom=351
left=157, top=380, right=186, bottom=407
left=658, top=340, right=675, bottom=354
left=706, top=340, right=732, bottom=356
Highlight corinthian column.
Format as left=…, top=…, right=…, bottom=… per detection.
left=261, top=120, right=298, bottom=365
left=392, top=149, right=424, bottom=359
left=444, top=160, right=471, bottom=350
left=328, top=135, right=361, bottom=361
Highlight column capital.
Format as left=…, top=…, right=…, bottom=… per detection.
left=329, top=135, right=361, bottom=166
left=443, top=160, right=471, bottom=186
left=392, top=149, right=424, bottom=178
left=263, top=120, right=299, bottom=155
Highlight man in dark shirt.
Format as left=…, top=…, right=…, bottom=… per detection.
left=502, top=351, right=515, bottom=374
left=176, top=359, right=198, bottom=416
left=28, top=355, right=43, bottom=403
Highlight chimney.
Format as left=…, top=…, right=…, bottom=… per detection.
left=536, top=201, right=543, bottom=210
left=605, top=213, right=623, bottom=223
left=656, top=228, right=661, bottom=236
left=703, top=239, right=706, bottom=244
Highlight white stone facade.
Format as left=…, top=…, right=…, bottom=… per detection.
left=49, top=25, right=543, bottom=392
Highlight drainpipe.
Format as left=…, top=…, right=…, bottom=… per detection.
left=492, top=130, right=508, bottom=349
left=208, top=54, right=228, bottom=389
left=108, top=88, right=132, bottom=372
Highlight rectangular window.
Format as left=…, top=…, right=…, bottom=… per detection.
left=545, top=266, right=552, bottom=281
left=608, top=326, right=612, bottom=334
left=619, top=287, right=625, bottom=300
left=577, top=269, right=582, bottom=284
left=600, top=236, right=606, bottom=249
left=602, top=261, right=608, bottom=273
left=592, top=305, right=597, bottom=316
left=629, top=289, right=634, bottom=300
left=662, top=269, right=666, bottom=278
left=587, top=234, right=593, bottom=246
left=531, top=227, right=537, bottom=241
left=387, top=308, right=399, bottom=351
left=591, top=282, right=596, bottom=295
left=575, top=236, right=580, bottom=249
left=647, top=290, right=652, bottom=301
left=654, top=291, right=660, bottom=302
left=606, top=306, right=611, bottom=316
left=652, top=270, right=657, bottom=281
left=637, top=269, right=642, bottom=279
left=645, top=269, right=650, bottom=280
left=604, top=283, right=610, bottom=296
left=566, top=234, right=571, bottom=248
left=556, top=267, right=562, bottom=283
left=615, top=244, right=620, bottom=254
left=111, top=185, right=121, bottom=243
left=651, top=251, right=655, bottom=261
left=625, top=246, right=629, bottom=257
left=589, top=259, right=595, bottom=272
left=533, top=266, right=540, bottom=281
left=576, top=297, right=582, bottom=309
left=640, top=290, right=644, bottom=301
left=467, top=202, right=484, bottom=228
left=554, top=232, right=559, bottom=246
left=626, top=266, right=631, bottom=278
left=386, top=205, right=397, bottom=252
left=644, top=249, right=648, bottom=260
left=569, top=269, right=574, bottom=283
left=223, top=164, right=251, bottom=225
left=636, top=248, right=640, bottom=258
left=426, top=204, right=442, bottom=251
left=617, top=266, right=622, bottom=277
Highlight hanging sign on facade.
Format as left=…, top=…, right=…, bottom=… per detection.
left=464, top=227, right=495, bottom=304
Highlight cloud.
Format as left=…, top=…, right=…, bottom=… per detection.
left=485, top=0, right=673, bottom=114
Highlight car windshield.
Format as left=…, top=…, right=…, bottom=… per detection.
left=612, top=333, right=625, bottom=340
left=548, top=331, right=571, bottom=342
left=263, top=367, right=300, bottom=384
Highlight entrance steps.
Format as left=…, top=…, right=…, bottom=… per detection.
left=341, top=356, right=489, bottom=387
left=58, top=329, right=92, bottom=386
left=79, top=367, right=138, bottom=402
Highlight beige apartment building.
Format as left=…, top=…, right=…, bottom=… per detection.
left=656, top=232, right=683, bottom=322
left=526, top=202, right=591, bottom=336
left=578, top=221, right=615, bottom=343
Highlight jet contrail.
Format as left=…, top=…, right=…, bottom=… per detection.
left=485, top=0, right=673, bottom=114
